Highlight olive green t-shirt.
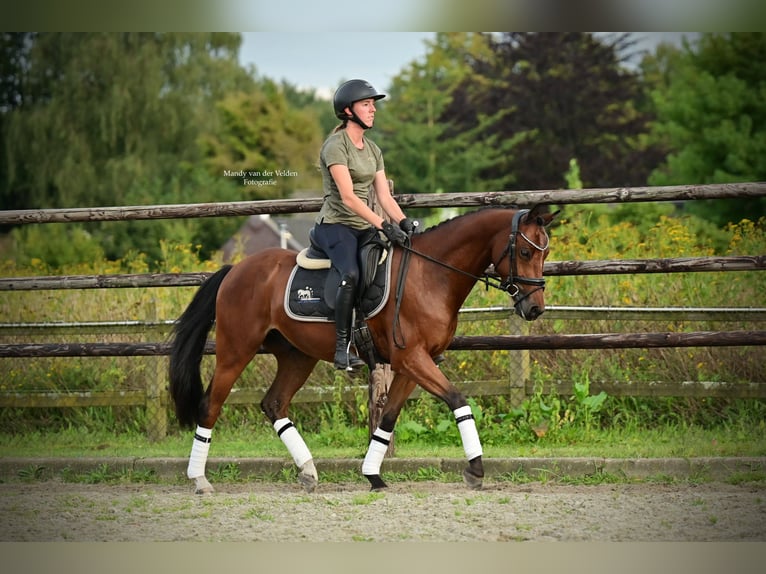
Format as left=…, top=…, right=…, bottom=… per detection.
left=316, top=130, right=384, bottom=229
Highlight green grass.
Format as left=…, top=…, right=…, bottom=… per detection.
left=9, top=462, right=766, bottom=488
left=1, top=420, right=764, bottom=459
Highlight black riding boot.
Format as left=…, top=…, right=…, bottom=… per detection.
left=334, top=279, right=365, bottom=371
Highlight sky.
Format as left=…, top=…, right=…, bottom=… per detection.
left=239, top=32, right=435, bottom=99
left=238, top=32, right=694, bottom=99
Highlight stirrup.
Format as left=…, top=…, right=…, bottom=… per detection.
left=334, top=353, right=365, bottom=372
left=334, top=342, right=365, bottom=371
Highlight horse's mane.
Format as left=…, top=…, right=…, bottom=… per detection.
left=418, top=206, right=518, bottom=236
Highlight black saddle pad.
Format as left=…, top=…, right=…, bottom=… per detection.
left=285, top=249, right=392, bottom=322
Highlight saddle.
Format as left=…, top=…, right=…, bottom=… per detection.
left=284, top=227, right=392, bottom=323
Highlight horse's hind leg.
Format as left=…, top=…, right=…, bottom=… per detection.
left=260, top=335, right=320, bottom=493
left=187, top=340, right=258, bottom=494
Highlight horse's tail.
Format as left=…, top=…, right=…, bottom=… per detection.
left=169, top=265, right=233, bottom=429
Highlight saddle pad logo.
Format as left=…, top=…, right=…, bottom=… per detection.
left=297, top=286, right=320, bottom=301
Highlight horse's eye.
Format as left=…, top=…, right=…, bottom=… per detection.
left=521, top=248, right=531, bottom=259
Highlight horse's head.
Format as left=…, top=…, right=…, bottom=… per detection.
left=493, top=205, right=557, bottom=321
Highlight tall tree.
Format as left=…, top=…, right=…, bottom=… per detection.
left=3, top=33, right=250, bottom=210
left=199, top=79, right=323, bottom=196
left=0, top=33, right=35, bottom=219
left=1, top=33, right=324, bottom=264
left=279, top=80, right=337, bottom=138
left=379, top=33, right=509, bottom=198
left=0, top=33, right=30, bottom=113
left=646, top=33, right=766, bottom=225
left=447, top=32, right=662, bottom=191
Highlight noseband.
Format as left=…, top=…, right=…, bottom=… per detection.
left=495, top=209, right=549, bottom=308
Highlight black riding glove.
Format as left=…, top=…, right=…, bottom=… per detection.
left=399, top=217, right=417, bottom=236
left=381, top=221, right=408, bottom=246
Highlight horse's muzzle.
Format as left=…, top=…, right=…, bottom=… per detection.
left=517, top=303, right=544, bottom=321
left=511, top=283, right=545, bottom=321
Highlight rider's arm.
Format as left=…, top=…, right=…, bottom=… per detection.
left=371, top=170, right=406, bottom=225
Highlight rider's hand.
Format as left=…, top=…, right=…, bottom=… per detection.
left=399, top=218, right=417, bottom=236
left=381, top=221, right=408, bottom=246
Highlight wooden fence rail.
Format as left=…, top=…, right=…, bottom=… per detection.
left=2, top=255, right=764, bottom=292
left=460, top=306, right=766, bottom=322
left=2, top=305, right=765, bottom=337
left=1, top=182, right=764, bottom=225
left=2, top=329, right=765, bottom=358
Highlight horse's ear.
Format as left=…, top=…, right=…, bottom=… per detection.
left=542, top=209, right=561, bottom=226
left=527, top=205, right=559, bottom=226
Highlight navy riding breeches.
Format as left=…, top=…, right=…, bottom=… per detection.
left=311, top=223, right=370, bottom=286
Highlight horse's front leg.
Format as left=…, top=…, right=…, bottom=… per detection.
left=406, top=359, right=485, bottom=490
left=453, top=402, right=484, bottom=490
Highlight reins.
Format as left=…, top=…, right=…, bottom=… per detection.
left=391, top=238, right=500, bottom=349
left=392, top=237, right=412, bottom=349
left=389, top=209, right=550, bottom=348
left=400, top=244, right=500, bottom=291
left=401, top=209, right=550, bottom=296
left=393, top=209, right=550, bottom=349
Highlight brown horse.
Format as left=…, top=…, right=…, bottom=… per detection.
left=169, top=206, right=556, bottom=493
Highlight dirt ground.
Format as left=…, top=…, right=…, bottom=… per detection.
left=1, top=479, right=764, bottom=542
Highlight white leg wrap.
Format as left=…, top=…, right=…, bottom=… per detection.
left=454, top=405, right=483, bottom=461
left=274, top=418, right=313, bottom=468
left=187, top=425, right=212, bottom=479
left=362, top=428, right=392, bottom=476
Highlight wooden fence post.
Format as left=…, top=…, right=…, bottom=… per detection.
left=144, top=297, right=167, bottom=441
left=508, top=315, right=529, bottom=407
left=366, top=181, right=395, bottom=456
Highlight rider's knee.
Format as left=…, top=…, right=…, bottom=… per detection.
left=339, top=271, right=359, bottom=289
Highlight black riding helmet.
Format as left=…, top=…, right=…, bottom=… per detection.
left=333, top=79, right=386, bottom=129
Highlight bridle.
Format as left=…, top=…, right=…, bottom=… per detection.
left=494, top=208, right=550, bottom=309
left=392, top=208, right=549, bottom=347
left=399, top=208, right=549, bottom=305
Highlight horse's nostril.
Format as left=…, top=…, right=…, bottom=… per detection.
left=527, top=306, right=542, bottom=320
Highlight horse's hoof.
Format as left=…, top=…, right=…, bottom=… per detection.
left=297, top=460, right=318, bottom=493
left=193, top=476, right=215, bottom=495
left=365, top=474, right=388, bottom=491
left=462, top=468, right=483, bottom=490
left=298, top=472, right=318, bottom=493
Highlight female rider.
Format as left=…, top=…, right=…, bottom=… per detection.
left=312, top=79, right=414, bottom=371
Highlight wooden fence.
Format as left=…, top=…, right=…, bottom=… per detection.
left=1, top=182, right=765, bottom=439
